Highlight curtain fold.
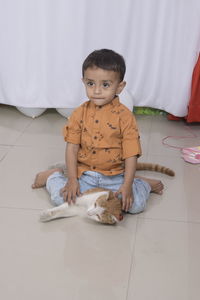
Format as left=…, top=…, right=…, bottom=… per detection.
left=0, top=0, right=200, bottom=116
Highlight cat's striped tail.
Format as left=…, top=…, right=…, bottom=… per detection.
left=136, top=162, right=175, bottom=176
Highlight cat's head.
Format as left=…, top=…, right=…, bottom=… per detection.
left=87, top=190, right=123, bottom=225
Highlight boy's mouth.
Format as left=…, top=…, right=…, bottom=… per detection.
left=92, top=98, right=104, bottom=100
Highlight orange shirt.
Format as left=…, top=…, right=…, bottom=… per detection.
left=63, top=97, right=141, bottom=177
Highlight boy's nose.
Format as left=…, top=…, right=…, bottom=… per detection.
left=94, top=85, right=101, bottom=94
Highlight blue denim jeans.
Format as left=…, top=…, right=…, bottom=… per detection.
left=46, top=171, right=151, bottom=214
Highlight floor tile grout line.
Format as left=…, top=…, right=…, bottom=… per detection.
left=0, top=144, right=15, bottom=162
left=0, top=206, right=42, bottom=212
left=125, top=216, right=139, bottom=300
left=0, top=118, right=35, bottom=149
left=11, top=118, right=35, bottom=145
left=138, top=216, right=200, bottom=224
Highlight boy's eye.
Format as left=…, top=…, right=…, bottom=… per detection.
left=102, top=82, right=110, bottom=88
left=86, top=81, right=94, bottom=87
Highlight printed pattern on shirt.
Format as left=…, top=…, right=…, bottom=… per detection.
left=63, top=97, right=141, bottom=177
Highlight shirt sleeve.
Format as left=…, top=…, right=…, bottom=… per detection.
left=63, top=106, right=83, bottom=144
left=120, top=110, right=142, bottom=159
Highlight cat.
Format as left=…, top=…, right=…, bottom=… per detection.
left=40, top=162, right=175, bottom=225
left=40, top=188, right=123, bottom=225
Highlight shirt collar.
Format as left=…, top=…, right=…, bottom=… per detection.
left=89, top=96, right=120, bottom=110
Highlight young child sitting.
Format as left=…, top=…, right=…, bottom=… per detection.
left=32, top=49, right=164, bottom=214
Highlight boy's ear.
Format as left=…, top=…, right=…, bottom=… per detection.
left=117, top=81, right=126, bottom=95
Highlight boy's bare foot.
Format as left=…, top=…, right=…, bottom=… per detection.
left=32, top=168, right=63, bottom=189
left=136, top=176, right=164, bottom=195
left=148, top=179, right=164, bottom=194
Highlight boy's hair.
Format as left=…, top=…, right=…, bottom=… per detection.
left=82, top=49, right=126, bottom=81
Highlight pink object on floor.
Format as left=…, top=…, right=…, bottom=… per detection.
left=181, top=155, right=200, bottom=164
left=181, top=148, right=200, bottom=164
left=162, top=130, right=200, bottom=164
left=182, top=146, right=200, bottom=155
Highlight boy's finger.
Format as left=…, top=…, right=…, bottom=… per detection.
left=122, top=196, right=126, bottom=211
left=62, top=191, right=67, bottom=202
left=125, top=201, right=129, bottom=212
left=66, top=192, right=71, bottom=203
left=72, top=193, right=77, bottom=203
left=60, top=187, right=67, bottom=196
left=77, top=187, right=81, bottom=196
left=128, top=197, right=134, bottom=210
left=124, top=197, right=132, bottom=212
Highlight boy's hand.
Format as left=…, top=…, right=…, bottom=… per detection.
left=115, top=184, right=134, bottom=212
left=60, top=178, right=80, bottom=204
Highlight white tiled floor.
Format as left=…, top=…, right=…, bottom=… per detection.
left=1, top=105, right=200, bottom=300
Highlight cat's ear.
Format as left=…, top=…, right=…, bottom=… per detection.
left=87, top=207, right=105, bottom=223
left=107, top=214, right=123, bottom=224
left=100, top=214, right=119, bottom=225
left=115, top=213, right=124, bottom=222
left=110, top=215, right=118, bottom=224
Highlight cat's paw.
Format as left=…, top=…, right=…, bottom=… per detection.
left=39, top=203, right=74, bottom=222
left=40, top=209, right=56, bottom=222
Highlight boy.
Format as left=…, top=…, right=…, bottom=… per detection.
left=32, top=49, right=163, bottom=213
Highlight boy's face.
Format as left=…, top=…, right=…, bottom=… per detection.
left=82, top=67, right=126, bottom=106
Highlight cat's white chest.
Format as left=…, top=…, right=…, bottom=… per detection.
left=76, top=190, right=109, bottom=208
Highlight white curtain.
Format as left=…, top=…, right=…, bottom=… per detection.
left=0, top=0, right=200, bottom=116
